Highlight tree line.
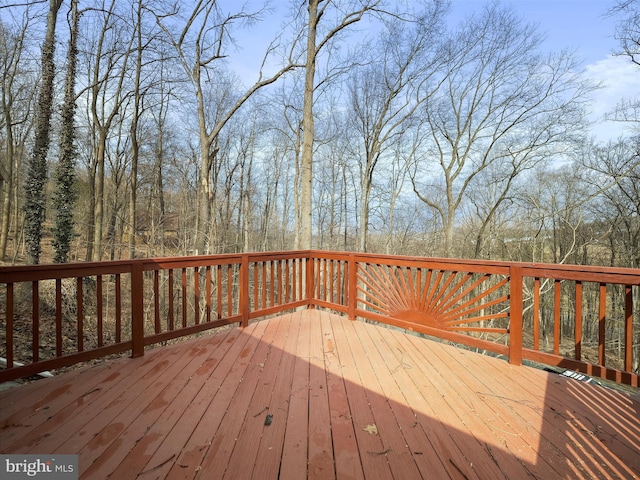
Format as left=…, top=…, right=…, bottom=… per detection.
left=0, top=0, right=638, bottom=268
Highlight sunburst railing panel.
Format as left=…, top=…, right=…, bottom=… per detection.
left=355, top=262, right=511, bottom=342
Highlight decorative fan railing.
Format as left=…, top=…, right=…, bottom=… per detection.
left=358, top=263, right=510, bottom=334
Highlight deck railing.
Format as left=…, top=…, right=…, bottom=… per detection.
left=1, top=251, right=638, bottom=387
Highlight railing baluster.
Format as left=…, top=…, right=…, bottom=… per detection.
left=181, top=268, right=187, bottom=328
left=599, top=283, right=606, bottom=367
left=554, top=280, right=561, bottom=356
left=131, top=262, right=144, bottom=358
left=625, top=285, right=633, bottom=373
left=168, top=269, right=174, bottom=330
left=97, top=275, right=104, bottom=347
left=32, top=280, right=39, bottom=362
left=575, top=281, right=582, bottom=361
left=533, top=277, right=540, bottom=351
left=509, top=266, right=523, bottom=365
left=206, top=266, right=212, bottom=323
left=194, top=267, right=200, bottom=325
left=56, top=278, right=63, bottom=357
left=76, top=277, right=83, bottom=353
left=227, top=264, right=233, bottom=317
left=154, top=270, right=160, bottom=334
left=115, top=273, right=122, bottom=342
left=6, top=283, right=14, bottom=368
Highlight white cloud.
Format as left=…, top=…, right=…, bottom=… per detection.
left=585, top=55, right=638, bottom=140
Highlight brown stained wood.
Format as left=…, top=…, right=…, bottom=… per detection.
left=123, top=323, right=262, bottom=480
left=339, top=319, right=423, bottom=480
left=317, top=312, right=364, bottom=480
left=0, top=311, right=638, bottom=480
left=101, top=327, right=242, bottom=479
left=329, top=317, right=395, bottom=480
left=165, top=320, right=271, bottom=480
left=221, top=316, right=291, bottom=479
left=307, top=311, right=336, bottom=480
left=251, top=314, right=301, bottom=478
left=279, top=312, right=312, bottom=479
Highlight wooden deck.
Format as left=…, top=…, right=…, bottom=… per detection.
left=1, top=310, right=638, bottom=479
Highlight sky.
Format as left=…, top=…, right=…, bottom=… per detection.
left=450, top=0, right=638, bottom=140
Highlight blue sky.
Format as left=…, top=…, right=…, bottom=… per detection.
left=451, top=0, right=637, bottom=140
left=228, top=0, right=636, bottom=141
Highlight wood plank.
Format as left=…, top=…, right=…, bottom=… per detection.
left=359, top=321, right=465, bottom=479
left=307, top=310, right=336, bottom=480
left=189, top=316, right=285, bottom=478
left=250, top=312, right=302, bottom=478
left=81, top=326, right=242, bottom=479
left=329, top=318, right=394, bottom=480
left=340, top=320, right=425, bottom=479
left=222, top=314, right=292, bottom=479
left=279, top=311, right=312, bottom=479
left=319, top=311, right=365, bottom=480
left=127, top=323, right=262, bottom=479
left=163, top=319, right=271, bottom=480
left=2, top=340, right=188, bottom=453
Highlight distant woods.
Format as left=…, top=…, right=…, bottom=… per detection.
left=0, top=0, right=638, bottom=267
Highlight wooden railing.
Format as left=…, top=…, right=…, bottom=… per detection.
left=1, top=251, right=638, bottom=387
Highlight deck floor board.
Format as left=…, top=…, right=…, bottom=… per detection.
left=1, top=310, right=638, bottom=479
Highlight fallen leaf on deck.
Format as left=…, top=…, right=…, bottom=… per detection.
left=363, top=424, right=378, bottom=435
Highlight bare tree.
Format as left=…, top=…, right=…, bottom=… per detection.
left=79, top=0, right=135, bottom=261
left=297, top=0, right=388, bottom=249
left=156, top=0, right=296, bottom=255
left=24, top=0, right=63, bottom=264
left=348, top=2, right=446, bottom=251
left=411, top=4, right=593, bottom=257
left=52, top=0, right=79, bottom=263
left=0, top=14, right=36, bottom=261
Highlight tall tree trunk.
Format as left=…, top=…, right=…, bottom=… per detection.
left=53, top=0, right=79, bottom=263
left=24, top=0, right=63, bottom=264
left=299, top=0, right=319, bottom=250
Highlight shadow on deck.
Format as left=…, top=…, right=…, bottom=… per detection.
left=1, top=310, right=639, bottom=479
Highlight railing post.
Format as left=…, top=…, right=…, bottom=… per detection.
left=348, top=253, right=357, bottom=320
left=306, top=251, right=315, bottom=309
left=509, top=265, right=523, bottom=365
left=241, top=254, right=250, bottom=327
left=131, top=260, right=145, bottom=358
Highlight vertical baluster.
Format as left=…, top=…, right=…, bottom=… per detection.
left=554, top=280, right=561, bottom=356
left=194, top=267, right=200, bottom=325
left=625, top=285, right=633, bottom=372
left=7, top=283, right=14, bottom=367
left=154, top=270, right=160, bottom=334
left=76, top=277, right=83, bottom=353
left=97, top=275, right=104, bottom=347
left=115, top=273, right=122, bottom=342
left=285, top=259, right=291, bottom=304
left=261, top=262, right=267, bottom=310
left=56, top=278, right=63, bottom=357
left=533, top=277, right=540, bottom=351
left=292, top=259, right=298, bottom=303
left=598, top=283, right=606, bottom=367
left=227, top=264, right=233, bottom=317
left=206, top=266, right=212, bottom=323
left=32, top=280, right=39, bottom=362
left=168, top=269, right=174, bottom=330
left=253, top=262, right=259, bottom=311
left=217, top=265, right=223, bottom=319
left=181, top=268, right=187, bottom=328
left=575, top=281, right=582, bottom=360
